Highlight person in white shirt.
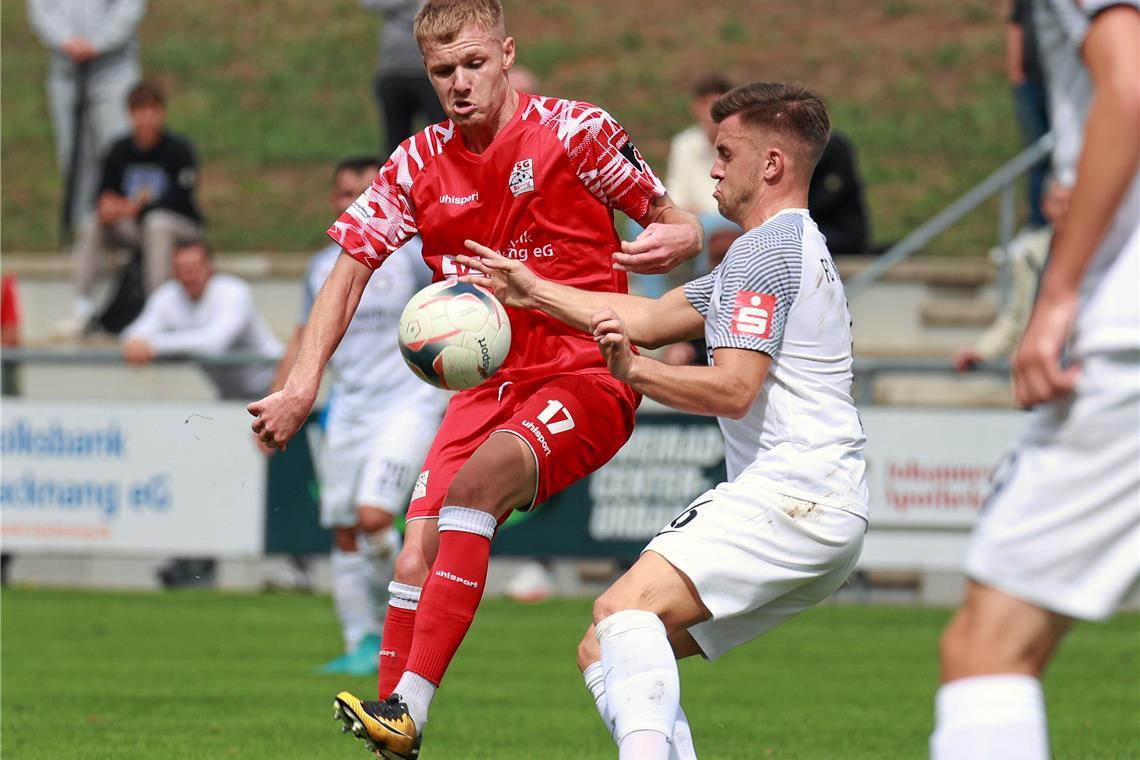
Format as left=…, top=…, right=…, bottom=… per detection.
left=121, top=238, right=281, bottom=588
left=267, top=156, right=447, bottom=675
left=931, top=4, right=1139, bottom=758
left=459, top=82, right=867, bottom=759
left=121, top=239, right=281, bottom=399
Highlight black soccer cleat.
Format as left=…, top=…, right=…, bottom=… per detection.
left=333, top=691, right=421, bottom=759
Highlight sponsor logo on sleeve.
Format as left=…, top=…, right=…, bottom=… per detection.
left=618, top=141, right=643, bottom=170
left=730, top=291, right=776, bottom=339
left=509, top=158, right=535, bottom=196
left=411, top=470, right=429, bottom=501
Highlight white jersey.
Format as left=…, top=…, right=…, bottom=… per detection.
left=684, top=208, right=868, bottom=518
left=301, top=239, right=445, bottom=424
left=1035, top=0, right=1140, bottom=356
left=122, top=273, right=282, bottom=399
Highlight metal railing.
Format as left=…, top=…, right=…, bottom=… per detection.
left=846, top=132, right=1054, bottom=299
left=1, top=348, right=1010, bottom=408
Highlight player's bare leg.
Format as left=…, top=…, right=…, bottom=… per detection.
left=579, top=551, right=711, bottom=759
left=931, top=580, right=1073, bottom=759
left=336, top=432, right=536, bottom=758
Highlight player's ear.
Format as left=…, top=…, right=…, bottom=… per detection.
left=764, top=148, right=784, bottom=182
left=501, top=36, right=516, bottom=70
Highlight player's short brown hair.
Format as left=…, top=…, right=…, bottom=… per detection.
left=712, top=82, right=830, bottom=170
left=127, top=80, right=166, bottom=110
left=333, top=155, right=382, bottom=184
left=414, top=0, right=505, bottom=48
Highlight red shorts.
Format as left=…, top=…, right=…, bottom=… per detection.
left=406, top=371, right=639, bottom=520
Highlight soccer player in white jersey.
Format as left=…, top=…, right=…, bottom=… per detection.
left=460, top=82, right=868, bottom=759
left=268, top=156, right=447, bottom=675
left=931, top=4, right=1139, bottom=758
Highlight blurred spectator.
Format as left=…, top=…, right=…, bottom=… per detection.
left=808, top=132, right=871, bottom=255
left=659, top=226, right=741, bottom=366
left=28, top=0, right=146, bottom=234
left=508, top=65, right=539, bottom=96
left=120, top=240, right=281, bottom=400
left=120, top=239, right=281, bottom=589
left=64, top=81, right=204, bottom=334
left=362, top=0, right=445, bottom=156
left=667, top=74, right=730, bottom=218
left=953, top=182, right=1072, bottom=372
left=1008, top=0, right=1050, bottom=230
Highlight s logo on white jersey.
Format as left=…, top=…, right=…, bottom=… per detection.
left=731, top=291, right=776, bottom=339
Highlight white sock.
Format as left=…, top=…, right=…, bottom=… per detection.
left=583, top=660, right=697, bottom=759
left=359, top=527, right=400, bottom=627
left=931, top=675, right=1048, bottom=760
left=329, top=549, right=375, bottom=652
left=597, top=610, right=680, bottom=760
left=395, top=671, right=436, bottom=729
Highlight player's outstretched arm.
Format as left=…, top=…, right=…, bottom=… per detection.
left=1014, top=6, right=1140, bottom=407
left=592, top=307, right=769, bottom=418
left=457, top=240, right=705, bottom=347
left=614, top=194, right=704, bottom=275
left=248, top=253, right=371, bottom=449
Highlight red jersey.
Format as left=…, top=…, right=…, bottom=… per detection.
left=327, top=93, right=665, bottom=381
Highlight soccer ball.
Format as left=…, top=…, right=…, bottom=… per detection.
left=397, top=280, right=511, bottom=390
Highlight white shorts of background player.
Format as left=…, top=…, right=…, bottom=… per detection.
left=965, top=351, right=1140, bottom=621
left=319, top=404, right=438, bottom=530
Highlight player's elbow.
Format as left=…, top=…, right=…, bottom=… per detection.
left=721, top=382, right=761, bottom=420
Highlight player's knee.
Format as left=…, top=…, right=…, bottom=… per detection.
left=938, top=613, right=974, bottom=678
left=393, top=542, right=431, bottom=586
left=443, top=470, right=514, bottom=517
left=577, top=626, right=600, bottom=671
left=592, top=591, right=633, bottom=626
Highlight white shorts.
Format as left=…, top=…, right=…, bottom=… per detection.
left=318, top=404, right=440, bottom=529
left=966, top=351, right=1140, bottom=620
left=644, top=479, right=866, bottom=661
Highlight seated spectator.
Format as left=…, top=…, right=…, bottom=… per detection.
left=120, top=240, right=281, bottom=400
left=120, top=239, right=281, bottom=589
left=808, top=132, right=870, bottom=255
left=67, top=80, right=204, bottom=332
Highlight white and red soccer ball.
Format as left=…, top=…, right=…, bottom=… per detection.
left=397, top=280, right=511, bottom=390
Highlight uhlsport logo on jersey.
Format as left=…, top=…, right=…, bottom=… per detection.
left=439, top=191, right=478, bottom=205
left=731, top=291, right=776, bottom=339
left=509, top=158, right=535, bottom=196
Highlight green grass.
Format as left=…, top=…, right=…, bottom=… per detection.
left=3, top=0, right=1025, bottom=255
left=3, top=589, right=1138, bottom=759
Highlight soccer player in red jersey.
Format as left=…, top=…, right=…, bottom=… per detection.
left=248, top=1, right=702, bottom=756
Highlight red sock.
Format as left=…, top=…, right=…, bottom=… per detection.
left=377, top=604, right=416, bottom=697
left=403, top=507, right=496, bottom=685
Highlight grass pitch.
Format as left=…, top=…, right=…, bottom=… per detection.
left=2, top=589, right=1137, bottom=759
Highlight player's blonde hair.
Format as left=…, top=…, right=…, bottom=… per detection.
left=712, top=82, right=831, bottom=171
left=414, top=0, right=505, bottom=48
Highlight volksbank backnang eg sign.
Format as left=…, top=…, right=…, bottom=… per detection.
left=0, top=400, right=267, bottom=555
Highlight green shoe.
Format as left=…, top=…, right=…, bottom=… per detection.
left=315, top=652, right=355, bottom=674
left=341, top=633, right=382, bottom=676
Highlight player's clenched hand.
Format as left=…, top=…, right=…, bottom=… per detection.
left=247, top=387, right=314, bottom=451
left=591, top=307, right=636, bottom=381
left=1012, top=292, right=1080, bottom=407
left=457, top=240, right=543, bottom=309
left=612, top=223, right=701, bottom=275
